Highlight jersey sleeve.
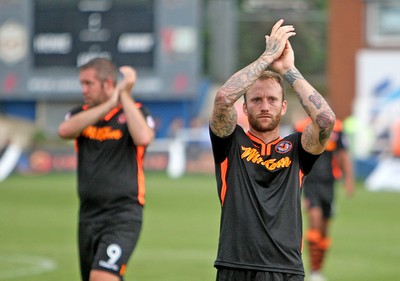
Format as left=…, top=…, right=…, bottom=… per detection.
left=209, top=125, right=236, bottom=164
left=138, top=105, right=155, bottom=130
left=64, top=106, right=84, bottom=121
left=297, top=132, right=321, bottom=175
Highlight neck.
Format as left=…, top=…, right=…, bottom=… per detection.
left=248, top=127, right=280, bottom=144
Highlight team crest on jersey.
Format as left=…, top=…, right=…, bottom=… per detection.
left=275, top=140, right=293, bottom=154
left=118, top=113, right=126, bottom=124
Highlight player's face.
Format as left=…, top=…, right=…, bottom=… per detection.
left=243, top=78, right=287, bottom=133
left=79, top=68, right=108, bottom=107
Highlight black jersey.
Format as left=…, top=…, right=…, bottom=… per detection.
left=67, top=104, right=152, bottom=223
left=210, top=125, right=320, bottom=275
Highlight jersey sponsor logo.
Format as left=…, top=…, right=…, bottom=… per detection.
left=82, top=126, right=123, bottom=141
left=275, top=140, right=293, bottom=154
left=241, top=146, right=292, bottom=171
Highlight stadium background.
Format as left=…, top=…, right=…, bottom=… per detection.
left=2, top=0, right=400, bottom=183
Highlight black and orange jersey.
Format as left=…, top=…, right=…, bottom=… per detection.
left=67, top=104, right=152, bottom=223
left=295, top=118, right=346, bottom=185
left=210, top=125, right=320, bottom=275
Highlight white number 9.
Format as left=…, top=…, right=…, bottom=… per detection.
left=106, top=244, right=122, bottom=265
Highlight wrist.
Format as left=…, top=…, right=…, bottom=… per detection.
left=282, top=67, right=302, bottom=87
left=281, top=66, right=295, bottom=76
left=258, top=54, right=274, bottom=68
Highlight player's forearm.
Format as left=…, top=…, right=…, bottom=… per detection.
left=284, top=68, right=335, bottom=152
left=58, top=102, right=113, bottom=139
left=120, top=93, right=154, bottom=146
left=219, top=55, right=273, bottom=106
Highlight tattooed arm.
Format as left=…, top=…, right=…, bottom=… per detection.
left=210, top=19, right=296, bottom=138
left=287, top=70, right=335, bottom=154
left=271, top=41, right=336, bottom=154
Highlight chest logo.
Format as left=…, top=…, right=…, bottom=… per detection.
left=82, top=126, right=122, bottom=141
left=275, top=140, right=293, bottom=154
left=241, top=146, right=292, bottom=171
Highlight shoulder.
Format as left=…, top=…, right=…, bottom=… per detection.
left=210, top=125, right=245, bottom=141
left=64, top=105, right=84, bottom=120
left=135, top=103, right=155, bottom=129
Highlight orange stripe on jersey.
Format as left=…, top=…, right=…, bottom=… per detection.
left=299, top=170, right=305, bottom=188
left=104, top=106, right=122, bottom=121
left=246, top=132, right=266, bottom=154
left=136, top=146, right=146, bottom=205
left=220, top=158, right=229, bottom=206
left=266, top=137, right=282, bottom=155
left=81, top=104, right=122, bottom=122
left=246, top=132, right=282, bottom=156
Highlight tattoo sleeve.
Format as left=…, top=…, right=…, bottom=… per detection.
left=288, top=69, right=336, bottom=151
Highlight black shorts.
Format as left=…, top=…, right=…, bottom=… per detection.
left=303, top=182, right=334, bottom=219
left=216, top=267, right=304, bottom=281
left=78, top=219, right=142, bottom=281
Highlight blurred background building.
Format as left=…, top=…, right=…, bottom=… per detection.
left=1, top=0, right=400, bottom=183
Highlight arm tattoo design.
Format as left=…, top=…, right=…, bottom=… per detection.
left=283, top=68, right=304, bottom=87
left=308, top=91, right=322, bottom=109
left=263, top=39, right=280, bottom=57
left=302, top=125, right=319, bottom=150
left=296, top=91, right=311, bottom=116
left=316, top=110, right=335, bottom=145
left=210, top=105, right=237, bottom=137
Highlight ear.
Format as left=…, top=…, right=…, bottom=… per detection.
left=281, top=100, right=288, bottom=116
left=243, top=101, right=249, bottom=116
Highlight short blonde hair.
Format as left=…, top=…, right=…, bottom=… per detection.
left=244, top=70, right=285, bottom=102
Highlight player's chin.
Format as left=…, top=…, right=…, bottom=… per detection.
left=83, top=98, right=93, bottom=106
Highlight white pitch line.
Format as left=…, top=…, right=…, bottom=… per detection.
left=0, top=255, right=57, bottom=280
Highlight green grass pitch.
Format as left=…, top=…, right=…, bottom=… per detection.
left=0, top=172, right=399, bottom=281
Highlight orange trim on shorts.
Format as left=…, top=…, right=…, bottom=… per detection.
left=119, top=264, right=127, bottom=276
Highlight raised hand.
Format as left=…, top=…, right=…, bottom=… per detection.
left=270, top=39, right=295, bottom=75
left=117, top=66, right=137, bottom=95
left=260, top=19, right=296, bottom=64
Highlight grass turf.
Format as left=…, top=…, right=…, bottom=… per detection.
left=0, top=172, right=399, bottom=280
